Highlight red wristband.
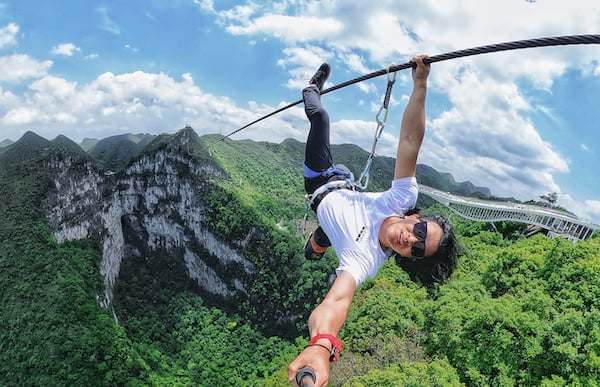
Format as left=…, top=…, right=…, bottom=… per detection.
left=309, top=334, right=342, bottom=362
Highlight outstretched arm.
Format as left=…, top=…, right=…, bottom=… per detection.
left=394, top=55, right=430, bottom=179
left=288, top=271, right=356, bottom=387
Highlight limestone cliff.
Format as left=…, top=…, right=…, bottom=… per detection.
left=45, top=128, right=255, bottom=307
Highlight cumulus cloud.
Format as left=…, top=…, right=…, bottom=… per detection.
left=226, top=14, right=344, bottom=43
left=418, top=66, right=571, bottom=200
left=0, top=54, right=52, bottom=82
left=51, top=43, right=81, bottom=56
left=278, top=46, right=335, bottom=89
left=558, top=194, right=600, bottom=225
left=193, top=0, right=215, bottom=13
left=0, top=23, right=18, bottom=48
left=0, top=69, right=304, bottom=145
left=583, top=200, right=600, bottom=225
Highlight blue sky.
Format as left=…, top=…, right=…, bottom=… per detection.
left=0, top=0, right=599, bottom=225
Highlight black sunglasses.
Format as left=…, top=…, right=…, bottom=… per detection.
left=411, top=221, right=428, bottom=258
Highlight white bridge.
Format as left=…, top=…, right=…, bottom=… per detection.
left=419, top=185, right=599, bottom=242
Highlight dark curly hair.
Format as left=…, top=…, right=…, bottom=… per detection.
left=395, top=213, right=461, bottom=285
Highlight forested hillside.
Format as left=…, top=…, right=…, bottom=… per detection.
left=1, top=128, right=598, bottom=386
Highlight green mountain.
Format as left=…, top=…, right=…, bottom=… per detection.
left=416, top=163, right=491, bottom=197
left=52, top=134, right=90, bottom=159
left=1, top=127, right=598, bottom=386
left=88, top=132, right=157, bottom=170
left=79, top=137, right=99, bottom=152
left=0, top=138, right=14, bottom=148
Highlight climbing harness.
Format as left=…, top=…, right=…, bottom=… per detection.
left=307, top=179, right=357, bottom=211
left=216, top=34, right=600, bottom=143
left=302, top=179, right=357, bottom=239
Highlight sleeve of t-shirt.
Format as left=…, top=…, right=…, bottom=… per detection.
left=379, top=176, right=418, bottom=213
left=336, top=249, right=384, bottom=286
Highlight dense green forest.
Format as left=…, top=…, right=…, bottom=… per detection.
left=1, top=131, right=599, bottom=386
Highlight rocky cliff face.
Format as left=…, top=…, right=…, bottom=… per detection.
left=45, top=129, right=255, bottom=307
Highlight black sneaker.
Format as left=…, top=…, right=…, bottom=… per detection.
left=304, top=232, right=327, bottom=260
left=309, top=63, right=331, bottom=92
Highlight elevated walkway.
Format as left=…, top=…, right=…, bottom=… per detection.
left=419, top=185, right=599, bottom=242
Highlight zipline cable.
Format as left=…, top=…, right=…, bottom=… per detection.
left=216, top=34, right=600, bottom=143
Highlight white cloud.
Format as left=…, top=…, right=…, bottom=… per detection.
left=583, top=200, right=600, bottom=225
left=51, top=43, right=81, bottom=56
left=0, top=23, right=18, bottom=48
left=0, top=54, right=52, bottom=82
left=279, top=46, right=335, bottom=90
left=421, top=67, right=570, bottom=200
left=558, top=194, right=600, bottom=225
left=226, top=14, right=344, bottom=43
left=123, top=44, right=139, bottom=53
left=29, top=76, right=78, bottom=101
left=193, top=0, right=215, bottom=13
left=3, top=107, right=40, bottom=125
left=331, top=119, right=374, bottom=145
left=0, top=87, right=19, bottom=106
left=96, top=7, right=120, bottom=34
left=0, top=69, right=296, bottom=144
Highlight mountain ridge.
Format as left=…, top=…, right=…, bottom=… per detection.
left=2, top=129, right=500, bottom=200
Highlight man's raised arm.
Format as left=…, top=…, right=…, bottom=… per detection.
left=394, top=55, right=430, bottom=180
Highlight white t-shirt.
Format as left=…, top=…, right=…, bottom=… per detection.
left=316, top=177, right=418, bottom=286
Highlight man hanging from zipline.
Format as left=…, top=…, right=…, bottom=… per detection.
left=288, top=55, right=460, bottom=387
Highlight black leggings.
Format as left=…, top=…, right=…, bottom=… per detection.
left=302, top=86, right=340, bottom=248
left=303, top=86, right=347, bottom=194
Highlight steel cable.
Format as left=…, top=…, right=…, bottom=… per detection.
left=217, top=34, right=600, bottom=142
